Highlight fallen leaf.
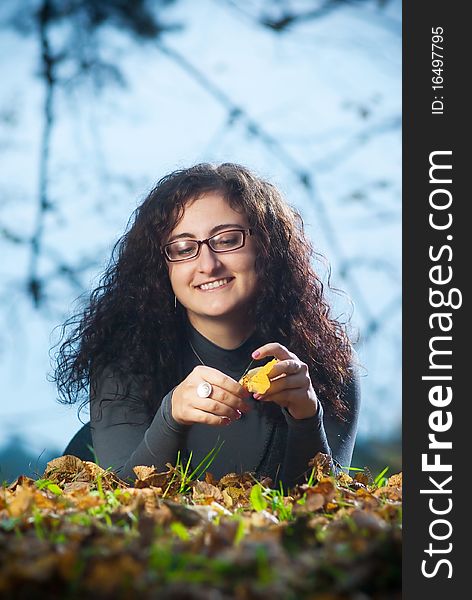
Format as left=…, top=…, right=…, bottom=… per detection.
left=387, top=472, right=402, bottom=487
left=133, top=464, right=176, bottom=489
left=307, top=452, right=334, bottom=480
left=6, top=485, right=34, bottom=517
left=193, top=480, right=224, bottom=503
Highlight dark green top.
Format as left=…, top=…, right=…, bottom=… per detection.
left=90, top=321, right=361, bottom=488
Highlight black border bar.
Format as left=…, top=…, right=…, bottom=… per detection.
left=403, top=1, right=466, bottom=596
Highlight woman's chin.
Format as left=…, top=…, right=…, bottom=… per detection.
left=186, top=301, right=244, bottom=321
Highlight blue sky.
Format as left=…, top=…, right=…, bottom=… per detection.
left=0, top=0, right=401, bottom=456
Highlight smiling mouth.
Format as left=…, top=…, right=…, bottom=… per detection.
left=195, top=277, right=234, bottom=291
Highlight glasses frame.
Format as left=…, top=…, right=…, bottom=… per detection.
left=162, top=228, right=252, bottom=262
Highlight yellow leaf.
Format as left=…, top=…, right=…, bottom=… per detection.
left=7, top=485, right=34, bottom=517
left=239, top=359, right=279, bottom=394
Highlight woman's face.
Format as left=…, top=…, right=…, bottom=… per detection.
left=165, top=191, right=259, bottom=328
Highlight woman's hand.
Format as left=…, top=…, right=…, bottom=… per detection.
left=171, top=365, right=251, bottom=426
left=251, top=343, right=318, bottom=419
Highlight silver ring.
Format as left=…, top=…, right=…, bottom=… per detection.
left=196, top=381, right=213, bottom=398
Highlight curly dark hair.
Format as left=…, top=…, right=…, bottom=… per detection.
left=52, top=163, right=355, bottom=424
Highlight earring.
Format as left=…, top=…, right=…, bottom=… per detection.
left=174, top=295, right=177, bottom=310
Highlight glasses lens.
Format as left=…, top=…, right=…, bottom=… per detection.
left=166, top=240, right=198, bottom=261
left=210, top=230, right=244, bottom=252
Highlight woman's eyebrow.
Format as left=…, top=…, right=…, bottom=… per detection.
left=167, top=223, right=245, bottom=243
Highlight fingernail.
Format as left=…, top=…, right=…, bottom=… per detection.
left=253, top=393, right=261, bottom=399
left=252, top=350, right=260, bottom=358
left=221, top=416, right=232, bottom=425
left=235, top=410, right=242, bottom=419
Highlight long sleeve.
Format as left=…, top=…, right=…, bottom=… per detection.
left=279, top=401, right=331, bottom=488
left=278, top=357, right=362, bottom=488
left=90, top=365, right=189, bottom=483
left=323, top=359, right=362, bottom=470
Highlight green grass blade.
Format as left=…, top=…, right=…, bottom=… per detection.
left=374, top=466, right=390, bottom=487
left=340, top=466, right=365, bottom=472
left=189, top=439, right=225, bottom=481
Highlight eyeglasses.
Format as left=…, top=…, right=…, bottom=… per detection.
left=163, top=228, right=252, bottom=262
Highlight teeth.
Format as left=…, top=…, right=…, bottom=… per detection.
left=199, top=278, right=230, bottom=290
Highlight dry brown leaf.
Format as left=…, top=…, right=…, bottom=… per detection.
left=355, top=487, right=381, bottom=508
left=63, top=481, right=92, bottom=496
left=307, top=452, right=334, bottom=480
left=72, top=494, right=104, bottom=510
left=42, top=456, right=125, bottom=490
left=353, top=471, right=371, bottom=486
left=7, top=475, right=36, bottom=492
left=204, top=471, right=218, bottom=485
left=133, top=465, right=157, bottom=480
left=193, top=480, right=224, bottom=503
left=225, top=485, right=247, bottom=503
left=293, top=491, right=326, bottom=515
left=219, top=472, right=245, bottom=487
left=373, top=485, right=402, bottom=501
left=305, top=492, right=325, bottom=512
left=133, top=463, right=179, bottom=490
left=378, top=502, right=402, bottom=523
left=129, top=488, right=162, bottom=513
left=32, top=490, right=58, bottom=510
left=387, top=472, right=402, bottom=487
left=350, top=508, right=388, bottom=534
left=222, top=488, right=233, bottom=508
left=43, top=455, right=85, bottom=483
left=336, top=471, right=353, bottom=486
left=309, top=478, right=337, bottom=504
left=6, top=485, right=35, bottom=517
left=83, top=462, right=126, bottom=489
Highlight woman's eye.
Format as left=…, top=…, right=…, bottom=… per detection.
left=170, top=242, right=196, bottom=257
left=216, top=234, right=238, bottom=246
left=177, top=246, right=194, bottom=256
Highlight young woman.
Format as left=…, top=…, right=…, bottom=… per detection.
left=54, top=163, right=361, bottom=488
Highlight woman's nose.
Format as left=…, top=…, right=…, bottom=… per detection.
left=196, top=242, right=221, bottom=271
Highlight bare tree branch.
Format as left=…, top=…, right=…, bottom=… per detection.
left=223, top=0, right=401, bottom=37
left=28, top=0, right=56, bottom=308
left=312, top=115, right=401, bottom=172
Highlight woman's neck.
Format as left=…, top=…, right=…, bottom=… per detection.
left=186, top=313, right=256, bottom=350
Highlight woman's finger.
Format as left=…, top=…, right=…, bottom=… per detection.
left=267, top=391, right=318, bottom=419
left=192, top=394, right=242, bottom=421
left=255, top=388, right=299, bottom=408
left=251, top=342, right=295, bottom=362
left=185, top=407, right=234, bottom=427
left=192, top=382, right=249, bottom=416
left=193, top=365, right=248, bottom=400
left=256, top=371, right=307, bottom=398
left=267, top=358, right=305, bottom=379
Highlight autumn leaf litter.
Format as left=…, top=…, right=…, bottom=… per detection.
left=0, top=452, right=401, bottom=599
